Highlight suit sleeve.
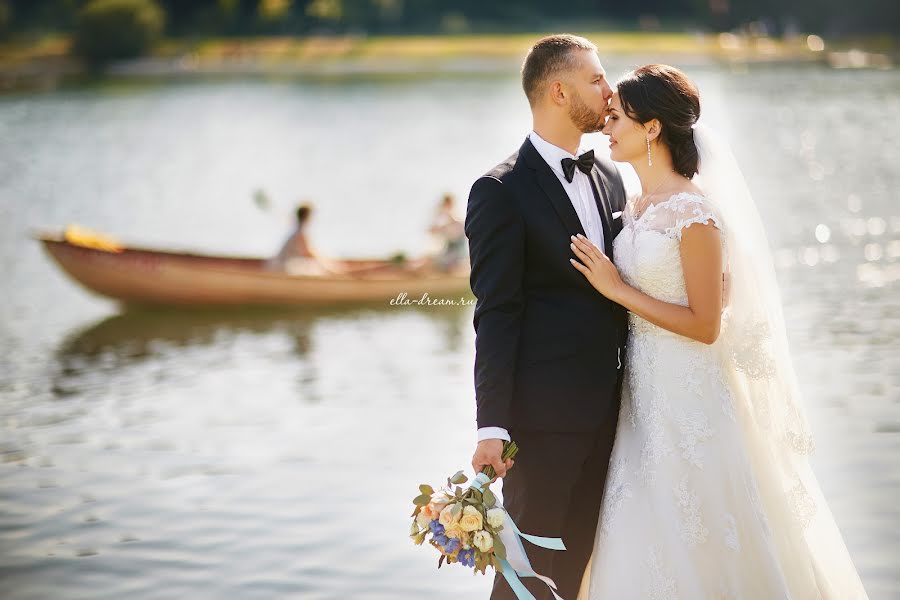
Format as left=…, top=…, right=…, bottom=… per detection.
left=464, top=176, right=525, bottom=430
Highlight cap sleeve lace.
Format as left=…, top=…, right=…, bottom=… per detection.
left=637, top=192, right=722, bottom=241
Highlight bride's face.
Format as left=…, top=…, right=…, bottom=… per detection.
left=602, top=92, right=648, bottom=164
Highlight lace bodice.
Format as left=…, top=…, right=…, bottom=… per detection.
left=614, top=192, right=723, bottom=333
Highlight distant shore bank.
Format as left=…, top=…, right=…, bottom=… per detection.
left=0, top=31, right=894, bottom=93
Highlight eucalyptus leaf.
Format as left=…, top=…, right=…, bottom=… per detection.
left=450, top=471, right=468, bottom=485
left=483, top=487, right=496, bottom=507
left=419, top=484, right=434, bottom=496
left=413, top=493, right=431, bottom=506
left=475, top=553, right=488, bottom=574
left=491, top=554, right=503, bottom=572
left=492, top=535, right=507, bottom=561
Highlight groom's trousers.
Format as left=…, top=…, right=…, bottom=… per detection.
left=490, top=402, right=619, bottom=600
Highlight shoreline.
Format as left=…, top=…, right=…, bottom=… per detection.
left=0, top=31, right=894, bottom=93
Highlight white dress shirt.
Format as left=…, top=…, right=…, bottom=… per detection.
left=528, top=131, right=606, bottom=250
left=476, top=132, right=607, bottom=444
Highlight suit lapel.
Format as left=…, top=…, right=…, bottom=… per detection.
left=535, top=168, right=585, bottom=237
left=521, top=138, right=586, bottom=238
left=589, top=168, right=615, bottom=257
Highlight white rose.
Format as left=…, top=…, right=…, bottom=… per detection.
left=430, top=492, right=451, bottom=512
left=486, top=508, right=506, bottom=528
left=473, top=530, right=494, bottom=553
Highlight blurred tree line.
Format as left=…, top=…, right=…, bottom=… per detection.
left=1, top=0, right=896, bottom=42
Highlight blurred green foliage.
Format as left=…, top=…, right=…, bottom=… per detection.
left=0, top=1, right=12, bottom=39
left=3, top=0, right=897, bottom=40
left=71, top=0, right=164, bottom=64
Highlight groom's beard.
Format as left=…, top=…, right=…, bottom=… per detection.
left=568, top=91, right=606, bottom=134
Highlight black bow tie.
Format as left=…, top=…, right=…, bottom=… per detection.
left=560, top=150, right=594, bottom=183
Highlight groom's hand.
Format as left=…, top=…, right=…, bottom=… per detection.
left=472, top=439, right=514, bottom=480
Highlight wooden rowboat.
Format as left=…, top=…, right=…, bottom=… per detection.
left=35, top=229, right=472, bottom=308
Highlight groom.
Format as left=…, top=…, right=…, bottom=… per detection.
left=465, top=35, right=627, bottom=599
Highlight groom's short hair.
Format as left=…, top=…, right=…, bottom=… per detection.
left=521, top=34, right=597, bottom=106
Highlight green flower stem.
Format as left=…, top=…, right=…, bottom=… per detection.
left=479, top=440, right=518, bottom=481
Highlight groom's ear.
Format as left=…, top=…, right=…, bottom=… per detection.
left=548, top=80, right=568, bottom=106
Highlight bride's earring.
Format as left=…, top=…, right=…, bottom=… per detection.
left=646, top=136, right=653, bottom=167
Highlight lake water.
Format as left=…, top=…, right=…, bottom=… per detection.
left=0, top=60, right=897, bottom=599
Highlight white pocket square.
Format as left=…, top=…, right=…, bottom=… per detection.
left=612, top=211, right=623, bottom=219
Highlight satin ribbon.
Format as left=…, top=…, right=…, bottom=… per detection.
left=471, top=472, right=566, bottom=600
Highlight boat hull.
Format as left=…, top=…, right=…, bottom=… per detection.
left=38, top=236, right=472, bottom=307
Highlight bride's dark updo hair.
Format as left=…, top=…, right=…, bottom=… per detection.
left=616, top=64, right=701, bottom=178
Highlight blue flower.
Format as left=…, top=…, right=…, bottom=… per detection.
left=457, top=548, right=475, bottom=567
left=433, top=534, right=448, bottom=547
left=445, top=538, right=460, bottom=554
left=428, top=520, right=445, bottom=536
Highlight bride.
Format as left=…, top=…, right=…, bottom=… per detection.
left=569, top=65, right=868, bottom=599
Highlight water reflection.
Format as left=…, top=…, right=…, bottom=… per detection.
left=53, top=302, right=471, bottom=397
left=59, top=306, right=350, bottom=364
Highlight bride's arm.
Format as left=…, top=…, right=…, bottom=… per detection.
left=569, top=226, right=723, bottom=344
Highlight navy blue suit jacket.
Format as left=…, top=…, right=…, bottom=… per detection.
left=465, top=137, right=628, bottom=432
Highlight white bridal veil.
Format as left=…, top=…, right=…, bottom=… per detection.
left=688, top=123, right=868, bottom=598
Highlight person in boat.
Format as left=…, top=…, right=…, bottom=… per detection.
left=427, top=193, right=467, bottom=272
left=269, top=203, right=339, bottom=275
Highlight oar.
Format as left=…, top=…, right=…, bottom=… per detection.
left=252, top=188, right=272, bottom=212
left=252, top=188, right=290, bottom=225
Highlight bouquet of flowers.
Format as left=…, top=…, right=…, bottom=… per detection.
left=410, top=440, right=568, bottom=598
left=409, top=440, right=519, bottom=573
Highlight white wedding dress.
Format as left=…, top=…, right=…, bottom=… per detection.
left=575, top=190, right=869, bottom=599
